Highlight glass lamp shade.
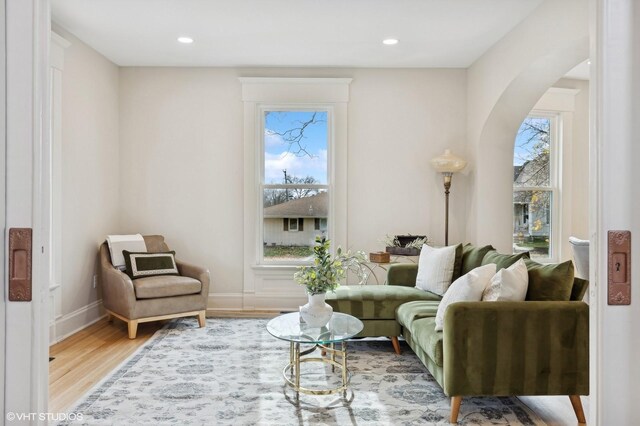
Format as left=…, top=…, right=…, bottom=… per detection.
left=431, top=149, right=467, bottom=173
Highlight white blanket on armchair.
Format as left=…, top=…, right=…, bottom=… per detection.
left=106, top=234, right=147, bottom=270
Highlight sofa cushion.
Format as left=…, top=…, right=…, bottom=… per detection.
left=134, top=275, right=202, bottom=299
left=396, top=300, right=440, bottom=329
left=123, top=250, right=179, bottom=280
left=411, top=317, right=443, bottom=367
left=571, top=277, right=589, bottom=301
left=460, top=244, right=495, bottom=276
left=435, top=264, right=496, bottom=331
left=415, top=244, right=462, bottom=295
left=524, top=259, right=575, bottom=301
left=482, top=258, right=529, bottom=302
left=481, top=250, right=530, bottom=271
left=326, top=285, right=441, bottom=320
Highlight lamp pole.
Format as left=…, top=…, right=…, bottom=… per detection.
left=443, top=172, right=452, bottom=246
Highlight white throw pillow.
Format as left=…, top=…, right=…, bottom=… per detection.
left=415, top=244, right=458, bottom=296
left=106, top=234, right=147, bottom=270
left=434, top=263, right=496, bottom=331
left=482, top=258, right=529, bottom=301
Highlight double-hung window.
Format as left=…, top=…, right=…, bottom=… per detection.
left=513, top=113, right=560, bottom=261
left=261, top=109, right=330, bottom=263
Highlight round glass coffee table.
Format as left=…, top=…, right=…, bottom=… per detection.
left=267, top=312, right=364, bottom=396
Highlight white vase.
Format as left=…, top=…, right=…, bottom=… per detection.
left=300, top=292, right=333, bottom=327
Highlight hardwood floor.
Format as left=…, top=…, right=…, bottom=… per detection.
left=50, top=312, right=585, bottom=424
left=49, top=310, right=277, bottom=413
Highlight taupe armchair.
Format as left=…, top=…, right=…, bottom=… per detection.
left=100, top=235, right=210, bottom=338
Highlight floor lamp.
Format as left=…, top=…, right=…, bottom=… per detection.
left=431, top=149, right=467, bottom=246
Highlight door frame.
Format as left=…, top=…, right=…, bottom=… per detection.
left=4, top=0, right=51, bottom=421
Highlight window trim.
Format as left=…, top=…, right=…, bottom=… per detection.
left=513, top=111, right=561, bottom=263
left=241, top=77, right=350, bottom=310
left=258, top=105, right=333, bottom=265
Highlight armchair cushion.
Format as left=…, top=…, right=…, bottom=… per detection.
left=133, top=275, right=202, bottom=299
left=123, top=250, right=179, bottom=280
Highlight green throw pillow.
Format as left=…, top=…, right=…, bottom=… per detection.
left=571, top=277, right=589, bottom=301
left=481, top=250, right=530, bottom=271
left=123, top=250, right=179, bottom=280
left=524, top=259, right=575, bottom=301
left=451, top=244, right=465, bottom=282
left=460, top=243, right=495, bottom=276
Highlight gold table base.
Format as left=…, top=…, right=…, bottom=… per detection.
left=283, top=341, right=351, bottom=396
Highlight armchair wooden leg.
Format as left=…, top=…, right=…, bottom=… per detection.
left=450, top=396, right=462, bottom=424
left=106, top=312, right=113, bottom=323
left=197, top=310, right=206, bottom=328
left=390, top=336, right=402, bottom=355
left=569, top=395, right=586, bottom=424
left=127, top=320, right=138, bottom=339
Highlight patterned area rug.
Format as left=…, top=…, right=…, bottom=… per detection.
left=62, top=318, right=545, bottom=425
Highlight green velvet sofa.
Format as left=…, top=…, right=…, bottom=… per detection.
left=326, top=249, right=589, bottom=424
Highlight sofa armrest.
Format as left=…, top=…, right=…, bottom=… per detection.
left=177, top=260, right=210, bottom=297
left=386, top=264, right=419, bottom=287
left=102, top=267, right=137, bottom=317
left=442, top=301, right=589, bottom=397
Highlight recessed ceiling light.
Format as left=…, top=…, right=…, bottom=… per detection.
left=177, top=36, right=194, bottom=44
left=382, top=38, right=399, bottom=46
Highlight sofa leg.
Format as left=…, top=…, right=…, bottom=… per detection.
left=390, top=336, right=402, bottom=355
left=197, top=310, right=206, bottom=328
left=127, top=320, right=138, bottom=339
left=450, top=396, right=462, bottom=424
left=569, top=395, right=586, bottom=424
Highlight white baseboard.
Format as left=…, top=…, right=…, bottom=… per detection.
left=50, top=299, right=107, bottom=345
left=207, top=292, right=306, bottom=312
left=207, top=293, right=243, bottom=310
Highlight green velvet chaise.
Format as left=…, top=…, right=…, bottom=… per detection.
left=326, top=248, right=589, bottom=424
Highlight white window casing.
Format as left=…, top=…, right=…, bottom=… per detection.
left=240, top=78, right=351, bottom=311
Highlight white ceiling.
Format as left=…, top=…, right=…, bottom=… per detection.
left=52, top=0, right=544, bottom=68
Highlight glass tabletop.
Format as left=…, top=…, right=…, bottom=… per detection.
left=267, top=312, right=364, bottom=344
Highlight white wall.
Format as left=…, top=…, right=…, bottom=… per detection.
left=118, top=67, right=467, bottom=304
left=466, top=0, right=589, bottom=253
left=53, top=27, right=120, bottom=341
left=347, top=69, right=468, bottom=252
left=118, top=68, right=244, bottom=295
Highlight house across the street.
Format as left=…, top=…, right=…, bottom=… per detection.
left=263, top=192, right=328, bottom=247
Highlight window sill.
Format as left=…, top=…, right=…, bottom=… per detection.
left=251, top=264, right=302, bottom=271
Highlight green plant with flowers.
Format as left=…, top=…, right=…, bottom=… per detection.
left=294, top=236, right=367, bottom=295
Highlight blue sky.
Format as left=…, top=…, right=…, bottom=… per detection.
left=514, top=117, right=549, bottom=166
left=264, top=111, right=328, bottom=184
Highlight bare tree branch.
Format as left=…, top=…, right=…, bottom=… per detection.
left=265, top=111, right=325, bottom=158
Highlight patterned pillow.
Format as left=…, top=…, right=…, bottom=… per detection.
left=123, top=250, right=179, bottom=280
